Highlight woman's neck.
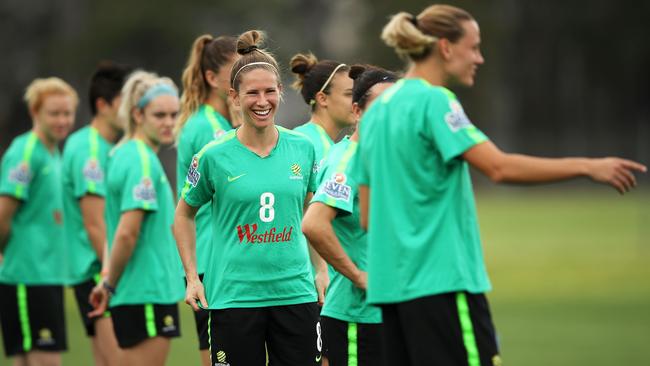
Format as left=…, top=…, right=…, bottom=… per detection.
left=405, top=58, right=447, bottom=87
left=237, top=123, right=278, bottom=158
left=90, top=115, right=120, bottom=143
left=205, top=90, right=229, bottom=120
left=132, top=131, right=159, bottom=152
left=310, top=111, right=340, bottom=141
left=31, top=126, right=57, bottom=152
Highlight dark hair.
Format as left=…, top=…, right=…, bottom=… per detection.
left=349, top=65, right=398, bottom=110
left=229, top=30, right=280, bottom=91
left=178, top=34, right=237, bottom=132
left=290, top=53, right=349, bottom=109
left=88, top=60, right=132, bottom=115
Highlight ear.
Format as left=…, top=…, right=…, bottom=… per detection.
left=132, top=107, right=144, bottom=125
left=229, top=88, right=240, bottom=107
left=352, top=102, right=363, bottom=123
left=314, top=90, right=328, bottom=109
left=205, top=70, right=220, bottom=89
left=438, top=38, right=453, bottom=61
left=95, top=98, right=109, bottom=114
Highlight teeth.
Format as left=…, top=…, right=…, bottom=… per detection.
left=253, top=109, right=270, bottom=117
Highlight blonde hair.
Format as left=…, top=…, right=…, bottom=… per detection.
left=24, top=77, right=79, bottom=112
left=381, top=5, right=474, bottom=61
left=118, top=70, right=178, bottom=140
left=176, top=34, right=237, bottom=136
left=229, top=30, right=281, bottom=92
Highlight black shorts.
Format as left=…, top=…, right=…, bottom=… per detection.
left=185, top=273, right=209, bottom=350
left=0, top=283, right=67, bottom=357
left=110, top=303, right=181, bottom=349
left=321, top=316, right=384, bottom=366
left=73, top=276, right=110, bottom=337
left=380, top=292, right=501, bottom=366
left=208, top=302, right=321, bottom=366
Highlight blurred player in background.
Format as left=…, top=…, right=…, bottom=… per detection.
left=62, top=61, right=131, bottom=366
left=355, top=4, right=647, bottom=366
left=303, top=64, right=398, bottom=366
left=175, top=34, right=239, bottom=366
left=89, top=71, right=184, bottom=366
left=0, top=77, right=77, bottom=366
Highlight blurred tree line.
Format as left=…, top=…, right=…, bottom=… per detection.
left=1, top=0, right=648, bottom=188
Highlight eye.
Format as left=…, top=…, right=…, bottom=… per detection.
left=153, top=112, right=166, bottom=118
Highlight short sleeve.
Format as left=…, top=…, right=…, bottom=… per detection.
left=427, top=89, right=488, bottom=163
left=118, top=158, right=159, bottom=212
left=312, top=165, right=355, bottom=215
left=0, top=145, right=34, bottom=201
left=71, top=153, right=107, bottom=198
left=181, top=154, right=214, bottom=208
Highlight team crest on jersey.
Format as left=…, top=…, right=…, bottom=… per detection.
left=444, top=99, right=472, bottom=132
left=290, top=163, right=303, bottom=180
left=8, top=162, right=31, bottom=185
left=186, top=156, right=201, bottom=187
left=322, top=172, right=351, bottom=202
left=133, top=177, right=157, bottom=202
left=83, top=158, right=104, bottom=182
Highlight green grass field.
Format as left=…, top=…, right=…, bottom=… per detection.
left=2, top=188, right=649, bottom=365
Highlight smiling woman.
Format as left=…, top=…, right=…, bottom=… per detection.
left=173, top=29, right=327, bottom=366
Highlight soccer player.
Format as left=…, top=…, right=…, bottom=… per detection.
left=355, top=5, right=648, bottom=366
left=303, top=65, right=398, bottom=366
left=174, top=30, right=326, bottom=366
left=0, top=77, right=77, bottom=366
left=62, top=61, right=131, bottom=366
left=89, top=71, right=184, bottom=366
left=290, top=53, right=354, bottom=169
left=175, top=34, right=238, bottom=366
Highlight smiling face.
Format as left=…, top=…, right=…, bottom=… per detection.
left=134, top=94, right=179, bottom=147
left=32, top=93, right=76, bottom=143
left=444, top=20, right=484, bottom=87
left=230, top=67, right=281, bottom=131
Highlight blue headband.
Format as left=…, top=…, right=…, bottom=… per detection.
left=136, top=84, right=178, bottom=109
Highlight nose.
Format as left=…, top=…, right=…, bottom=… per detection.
left=256, top=92, right=269, bottom=106
left=476, top=51, right=485, bottom=65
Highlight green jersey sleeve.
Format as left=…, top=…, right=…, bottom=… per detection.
left=427, top=89, right=488, bottom=163
left=118, top=143, right=159, bottom=212
left=0, top=134, right=38, bottom=201
left=312, top=141, right=357, bottom=215
left=307, top=144, right=319, bottom=193
left=71, top=153, right=107, bottom=198
left=181, top=148, right=215, bottom=208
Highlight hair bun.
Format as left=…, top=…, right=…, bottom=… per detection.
left=348, top=64, right=368, bottom=80
left=237, top=30, right=265, bottom=55
left=290, top=53, right=318, bottom=76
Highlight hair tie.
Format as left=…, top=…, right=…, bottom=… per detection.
left=410, top=15, right=418, bottom=27
left=241, top=45, right=258, bottom=54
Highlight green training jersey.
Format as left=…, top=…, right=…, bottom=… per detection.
left=105, top=139, right=184, bottom=306
left=311, top=137, right=381, bottom=323
left=62, top=126, right=112, bottom=284
left=0, top=131, right=68, bottom=284
left=294, top=121, right=334, bottom=170
left=355, top=79, right=491, bottom=304
left=176, top=105, right=232, bottom=274
left=182, top=127, right=318, bottom=309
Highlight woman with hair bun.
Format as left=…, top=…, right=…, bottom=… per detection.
left=174, top=30, right=326, bottom=366
left=303, top=64, right=397, bottom=366
left=355, top=4, right=646, bottom=365
left=175, top=34, right=239, bottom=365
left=290, top=53, right=354, bottom=169
left=89, top=70, right=184, bottom=366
